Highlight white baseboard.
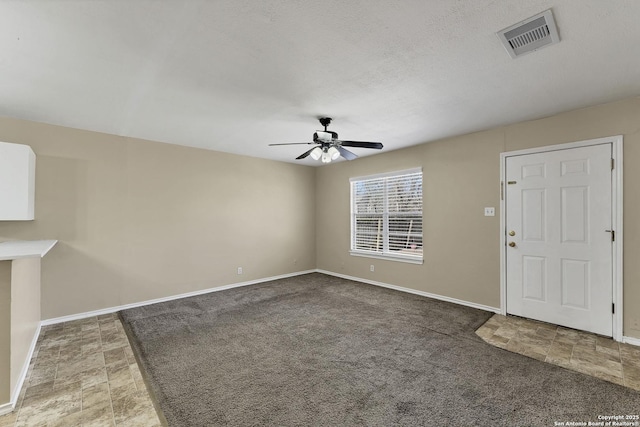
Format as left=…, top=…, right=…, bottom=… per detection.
left=11, top=322, right=41, bottom=406
left=0, top=402, right=13, bottom=416
left=41, top=270, right=316, bottom=326
left=317, top=269, right=501, bottom=314
left=622, top=335, right=640, bottom=347
left=0, top=322, right=40, bottom=415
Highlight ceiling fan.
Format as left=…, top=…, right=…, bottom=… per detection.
left=269, top=117, right=383, bottom=163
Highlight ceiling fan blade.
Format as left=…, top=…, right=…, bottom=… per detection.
left=336, top=146, right=358, bottom=161
left=296, top=147, right=318, bottom=160
left=268, top=142, right=315, bottom=146
left=338, top=140, right=383, bottom=149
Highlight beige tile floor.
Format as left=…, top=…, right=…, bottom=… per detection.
left=0, top=313, right=161, bottom=427
left=476, top=314, right=640, bottom=391
left=2, top=312, right=639, bottom=426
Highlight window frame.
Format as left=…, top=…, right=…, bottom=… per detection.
left=349, top=167, right=423, bottom=264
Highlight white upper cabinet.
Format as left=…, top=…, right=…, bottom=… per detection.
left=0, top=142, right=35, bottom=220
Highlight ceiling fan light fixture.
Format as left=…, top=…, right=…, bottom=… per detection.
left=328, top=146, right=340, bottom=160
left=309, top=147, right=322, bottom=160
left=321, top=148, right=332, bottom=163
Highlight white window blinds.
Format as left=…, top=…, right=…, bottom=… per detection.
left=350, top=168, right=423, bottom=263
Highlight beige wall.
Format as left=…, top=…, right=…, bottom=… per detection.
left=10, top=258, right=41, bottom=400
left=316, top=96, right=640, bottom=339
left=0, top=261, right=10, bottom=404
left=0, top=118, right=316, bottom=319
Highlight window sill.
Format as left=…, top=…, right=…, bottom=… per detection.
left=349, top=250, right=424, bottom=265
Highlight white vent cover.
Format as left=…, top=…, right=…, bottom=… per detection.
left=497, top=9, right=560, bottom=58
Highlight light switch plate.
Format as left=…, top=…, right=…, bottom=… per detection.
left=484, top=207, right=495, bottom=216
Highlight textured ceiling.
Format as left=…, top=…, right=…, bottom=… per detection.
left=2, top=1, right=640, bottom=165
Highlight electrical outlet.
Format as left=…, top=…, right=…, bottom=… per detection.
left=484, top=207, right=495, bottom=216
left=293, top=258, right=297, bottom=265
left=632, top=318, right=640, bottom=330
left=237, top=267, right=243, bottom=275
left=370, top=265, right=375, bottom=272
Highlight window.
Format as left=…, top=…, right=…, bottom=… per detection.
left=350, top=168, right=423, bottom=263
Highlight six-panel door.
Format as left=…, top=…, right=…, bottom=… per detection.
left=505, top=144, right=613, bottom=336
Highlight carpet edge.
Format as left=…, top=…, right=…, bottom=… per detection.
left=118, top=311, right=170, bottom=427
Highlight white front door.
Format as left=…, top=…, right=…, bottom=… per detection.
left=505, top=143, right=613, bottom=336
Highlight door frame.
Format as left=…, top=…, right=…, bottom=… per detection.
left=499, top=136, right=623, bottom=341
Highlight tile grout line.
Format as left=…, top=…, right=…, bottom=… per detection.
left=543, top=326, right=559, bottom=362
left=568, top=330, right=577, bottom=370
left=100, top=317, right=121, bottom=427
left=108, top=379, right=118, bottom=426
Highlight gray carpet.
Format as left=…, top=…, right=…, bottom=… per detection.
left=119, top=273, right=639, bottom=426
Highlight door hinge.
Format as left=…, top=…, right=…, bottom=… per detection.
left=612, top=303, right=615, bottom=314
left=500, top=181, right=504, bottom=201
left=605, top=229, right=615, bottom=242
left=611, top=158, right=615, bottom=170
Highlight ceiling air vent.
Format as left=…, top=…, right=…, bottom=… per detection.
left=497, top=9, right=560, bottom=58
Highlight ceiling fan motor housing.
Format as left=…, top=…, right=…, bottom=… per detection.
left=313, top=131, right=336, bottom=143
